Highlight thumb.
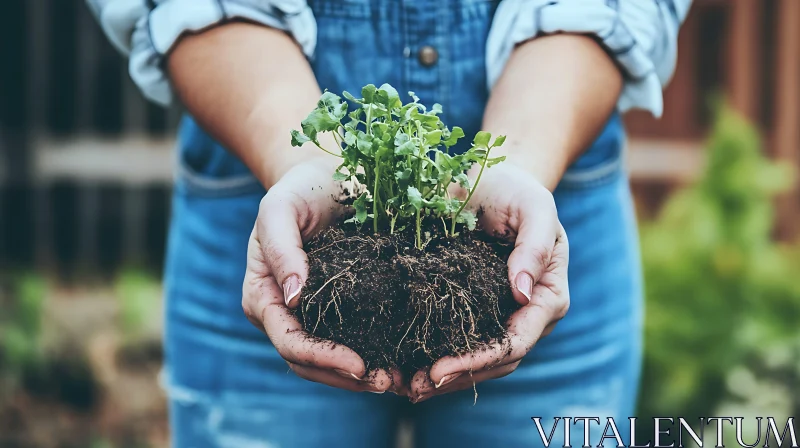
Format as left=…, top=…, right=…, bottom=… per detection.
left=506, top=209, right=559, bottom=306
left=257, top=194, right=310, bottom=309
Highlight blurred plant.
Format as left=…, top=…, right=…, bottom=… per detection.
left=0, top=273, right=47, bottom=387
left=114, top=269, right=162, bottom=341
left=638, top=105, right=800, bottom=421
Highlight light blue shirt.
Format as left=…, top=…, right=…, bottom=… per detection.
left=87, top=0, right=691, bottom=117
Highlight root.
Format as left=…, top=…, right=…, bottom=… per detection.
left=396, top=308, right=420, bottom=357
left=307, top=265, right=354, bottom=302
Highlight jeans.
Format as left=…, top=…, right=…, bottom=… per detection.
left=163, top=1, right=643, bottom=446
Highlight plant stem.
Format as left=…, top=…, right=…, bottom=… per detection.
left=373, top=163, right=381, bottom=233
left=314, top=141, right=343, bottom=158
left=415, top=122, right=424, bottom=249
left=416, top=210, right=422, bottom=249
left=332, top=126, right=344, bottom=148
left=451, top=144, right=494, bottom=235
left=366, top=105, right=372, bottom=136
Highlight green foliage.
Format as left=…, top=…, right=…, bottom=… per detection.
left=292, top=84, right=506, bottom=248
left=0, top=273, right=46, bottom=384
left=639, top=106, right=800, bottom=419
left=114, top=269, right=161, bottom=340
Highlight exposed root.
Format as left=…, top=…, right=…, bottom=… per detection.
left=294, top=221, right=517, bottom=380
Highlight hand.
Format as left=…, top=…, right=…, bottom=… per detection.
left=409, top=164, right=570, bottom=402
left=242, top=159, right=400, bottom=394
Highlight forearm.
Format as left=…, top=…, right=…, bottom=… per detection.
left=482, top=34, right=623, bottom=191
left=168, top=22, right=334, bottom=188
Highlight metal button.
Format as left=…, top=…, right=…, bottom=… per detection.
left=418, top=46, right=438, bottom=67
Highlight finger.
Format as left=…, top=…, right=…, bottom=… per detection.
left=413, top=361, right=520, bottom=403
left=244, top=261, right=367, bottom=377
left=506, top=194, right=559, bottom=306
left=288, top=363, right=393, bottom=393
left=426, top=336, right=524, bottom=390
left=267, top=307, right=367, bottom=376
left=506, top=224, right=570, bottom=338
left=243, top=228, right=274, bottom=334
left=387, top=367, right=411, bottom=397
left=257, top=193, right=310, bottom=308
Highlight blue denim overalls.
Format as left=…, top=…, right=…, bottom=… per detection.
left=163, top=0, right=643, bottom=446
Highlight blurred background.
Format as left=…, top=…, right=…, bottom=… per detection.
left=1, top=0, right=799, bottom=447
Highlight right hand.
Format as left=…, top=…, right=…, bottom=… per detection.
left=242, top=159, right=401, bottom=394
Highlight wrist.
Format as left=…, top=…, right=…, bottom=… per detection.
left=241, top=112, right=341, bottom=188
left=485, top=139, right=569, bottom=192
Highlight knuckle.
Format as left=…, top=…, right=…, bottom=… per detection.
left=531, top=245, right=552, bottom=269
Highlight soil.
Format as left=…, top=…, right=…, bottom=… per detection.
left=296, top=219, right=518, bottom=378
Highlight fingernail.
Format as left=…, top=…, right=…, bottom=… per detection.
left=411, top=394, right=426, bottom=404
left=283, top=275, right=302, bottom=307
left=435, top=373, right=462, bottom=389
left=516, top=272, right=533, bottom=304
left=367, top=389, right=385, bottom=394
left=334, top=369, right=362, bottom=381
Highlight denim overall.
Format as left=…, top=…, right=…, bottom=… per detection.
left=163, top=0, right=643, bottom=446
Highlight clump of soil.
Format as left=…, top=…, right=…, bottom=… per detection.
left=296, top=220, right=518, bottom=377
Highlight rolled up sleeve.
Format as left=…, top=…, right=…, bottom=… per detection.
left=486, top=0, right=692, bottom=117
left=86, top=0, right=317, bottom=106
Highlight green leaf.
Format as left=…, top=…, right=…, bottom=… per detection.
left=395, top=168, right=412, bottom=182
left=361, top=84, right=377, bottom=103
left=301, top=121, right=318, bottom=141
left=378, top=84, right=401, bottom=108
left=344, top=130, right=357, bottom=147
left=415, top=113, right=440, bottom=127
left=396, top=140, right=416, bottom=156
left=486, top=155, right=506, bottom=167
left=407, top=186, right=423, bottom=212
left=302, top=108, right=341, bottom=135
left=353, top=193, right=369, bottom=223
left=290, top=129, right=311, bottom=147
left=332, top=171, right=349, bottom=181
left=431, top=103, right=443, bottom=115
left=424, top=130, right=442, bottom=146
left=437, top=168, right=452, bottom=184
left=457, top=210, right=478, bottom=231
left=371, top=122, right=388, bottom=139
left=342, top=90, right=359, bottom=102
left=408, top=91, right=420, bottom=103
left=454, top=172, right=470, bottom=189
left=356, top=132, right=374, bottom=156
left=473, top=131, right=491, bottom=148
left=424, top=195, right=449, bottom=214
left=492, top=135, right=507, bottom=147
left=318, top=91, right=340, bottom=108
left=444, top=126, right=465, bottom=148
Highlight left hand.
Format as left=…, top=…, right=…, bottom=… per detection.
left=409, top=164, right=570, bottom=403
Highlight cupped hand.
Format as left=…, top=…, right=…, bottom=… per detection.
left=241, top=159, right=403, bottom=394
left=410, top=164, right=570, bottom=403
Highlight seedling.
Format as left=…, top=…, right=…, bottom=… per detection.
left=291, top=83, right=506, bottom=249
left=290, top=84, right=517, bottom=381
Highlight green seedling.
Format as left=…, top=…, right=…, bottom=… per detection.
left=291, top=84, right=505, bottom=249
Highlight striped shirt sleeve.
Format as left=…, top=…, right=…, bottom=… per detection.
left=485, top=0, right=693, bottom=117
left=86, top=0, right=317, bottom=106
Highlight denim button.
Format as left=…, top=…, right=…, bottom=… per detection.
left=418, top=46, right=438, bottom=66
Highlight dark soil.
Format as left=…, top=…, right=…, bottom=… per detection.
left=296, top=219, right=518, bottom=378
